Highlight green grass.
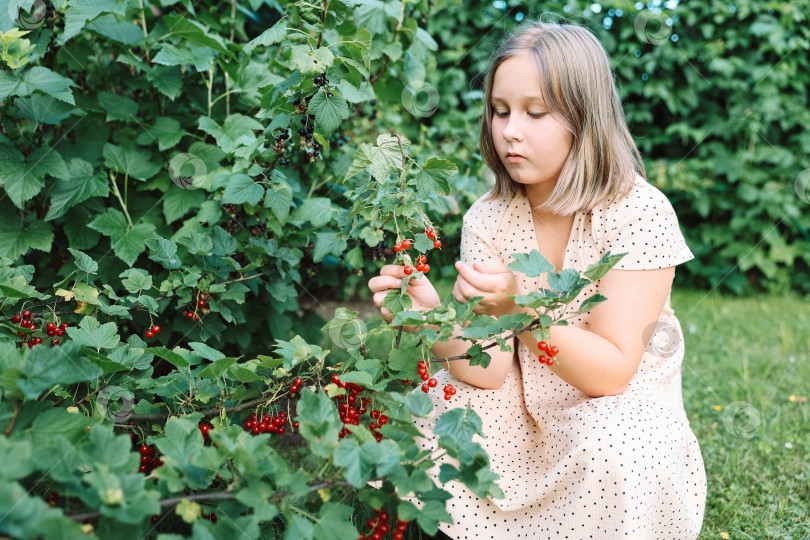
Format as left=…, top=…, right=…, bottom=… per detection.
left=672, top=289, right=810, bottom=539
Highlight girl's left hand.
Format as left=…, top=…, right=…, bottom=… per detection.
left=453, top=260, right=526, bottom=317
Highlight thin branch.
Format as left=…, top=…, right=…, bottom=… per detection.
left=433, top=318, right=541, bottom=362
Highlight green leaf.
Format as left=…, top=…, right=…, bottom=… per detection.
left=97, top=91, right=138, bottom=121
left=222, top=173, right=264, bottom=205
left=66, top=316, right=120, bottom=349
left=86, top=14, right=144, bottom=46
left=547, top=269, right=590, bottom=298
left=189, top=341, right=226, bottom=362
left=120, top=268, right=152, bottom=293
left=264, top=181, right=293, bottom=224
left=0, top=66, right=76, bottom=104
left=16, top=94, right=82, bottom=124
left=297, top=388, right=342, bottom=458
left=0, top=266, right=48, bottom=300
left=44, top=158, right=109, bottom=221
left=0, top=144, right=68, bottom=208
left=583, top=251, right=627, bottom=282
left=508, top=249, right=555, bottom=278
left=414, top=158, right=457, bottom=198
left=413, top=233, right=434, bottom=253
left=135, top=116, right=184, bottom=150
left=313, top=232, right=347, bottom=262
left=274, top=336, right=327, bottom=371
left=162, top=185, right=206, bottom=224
left=0, top=208, right=54, bottom=259
left=59, top=0, right=128, bottom=44
left=88, top=208, right=156, bottom=266
left=152, top=43, right=218, bottom=72
left=16, top=342, right=104, bottom=399
left=155, top=417, right=203, bottom=464
left=145, top=234, right=183, bottom=269
left=466, top=344, right=491, bottom=368
left=102, top=143, right=160, bottom=180
left=242, top=19, right=286, bottom=57
left=144, top=346, right=190, bottom=368
left=198, top=115, right=262, bottom=154
left=198, top=357, right=237, bottom=378
left=161, top=14, right=230, bottom=55
left=291, top=198, right=332, bottom=227
left=571, top=293, right=609, bottom=316
left=382, top=289, right=412, bottom=313
left=290, top=44, right=335, bottom=75
left=68, top=248, right=98, bottom=274
left=344, top=143, right=374, bottom=181
left=308, top=91, right=350, bottom=137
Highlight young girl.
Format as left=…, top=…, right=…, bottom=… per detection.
left=368, top=20, right=706, bottom=539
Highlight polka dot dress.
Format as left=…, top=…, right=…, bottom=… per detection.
left=409, top=175, right=707, bottom=539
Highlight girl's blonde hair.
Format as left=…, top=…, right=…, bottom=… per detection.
left=479, top=20, right=644, bottom=214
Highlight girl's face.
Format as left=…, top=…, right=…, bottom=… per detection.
left=490, top=53, right=573, bottom=201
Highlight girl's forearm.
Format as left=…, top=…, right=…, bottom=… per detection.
left=429, top=324, right=513, bottom=390
left=515, top=320, right=631, bottom=397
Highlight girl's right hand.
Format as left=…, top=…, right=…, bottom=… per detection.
left=367, top=264, right=441, bottom=325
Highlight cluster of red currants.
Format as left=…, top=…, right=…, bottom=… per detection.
left=243, top=410, right=298, bottom=435
left=333, top=374, right=381, bottom=441
left=416, top=361, right=457, bottom=400
left=10, top=310, right=69, bottom=348
left=182, top=298, right=208, bottom=320
left=289, top=377, right=303, bottom=394
left=536, top=341, right=559, bottom=366
left=358, top=508, right=409, bottom=540
left=144, top=324, right=161, bottom=339
left=393, top=227, right=442, bottom=276
left=138, top=444, right=162, bottom=474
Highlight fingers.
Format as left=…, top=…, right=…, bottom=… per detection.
left=367, top=274, right=401, bottom=294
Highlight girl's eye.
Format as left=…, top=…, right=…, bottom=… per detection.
left=492, top=111, right=546, bottom=118
left=494, top=111, right=509, bottom=117
left=529, top=112, right=546, bottom=118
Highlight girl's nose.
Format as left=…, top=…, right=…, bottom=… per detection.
left=502, top=116, right=523, bottom=142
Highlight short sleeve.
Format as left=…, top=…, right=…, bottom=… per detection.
left=460, top=194, right=508, bottom=267
left=602, top=182, right=694, bottom=270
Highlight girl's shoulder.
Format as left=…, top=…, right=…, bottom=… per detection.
left=462, top=189, right=517, bottom=232
left=596, top=174, right=678, bottom=220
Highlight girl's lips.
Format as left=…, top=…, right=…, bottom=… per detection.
left=507, top=154, right=525, bottom=162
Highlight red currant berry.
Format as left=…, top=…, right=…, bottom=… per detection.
left=537, top=341, right=549, bottom=352
left=46, top=329, right=55, bottom=337
left=434, top=240, right=441, bottom=249
left=46, top=322, right=56, bottom=331
left=290, top=385, right=300, bottom=393
left=22, top=310, right=32, bottom=319
left=292, top=421, right=299, bottom=429
left=140, top=445, right=152, bottom=456
left=403, top=265, right=414, bottom=276
left=427, top=378, right=437, bottom=387
left=11, top=314, right=21, bottom=323
left=145, top=330, right=154, bottom=339
left=393, top=244, right=402, bottom=252
left=294, top=377, right=303, bottom=386
left=151, top=325, right=161, bottom=334
left=29, top=324, right=38, bottom=331
left=444, top=394, right=452, bottom=400
left=417, top=254, right=426, bottom=264
left=546, top=358, right=554, bottom=366
left=549, top=345, right=559, bottom=356
left=139, top=465, right=148, bottom=473
left=422, top=264, right=430, bottom=273
left=331, top=374, right=341, bottom=384
left=198, top=299, right=207, bottom=308
left=20, top=319, right=31, bottom=328
left=31, top=337, right=42, bottom=345
left=421, top=384, right=429, bottom=393
left=415, top=263, right=424, bottom=273
left=199, top=424, right=210, bottom=434
left=401, top=239, right=412, bottom=250
left=55, top=328, right=65, bottom=336
left=60, top=322, right=69, bottom=329
left=51, top=338, right=60, bottom=346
